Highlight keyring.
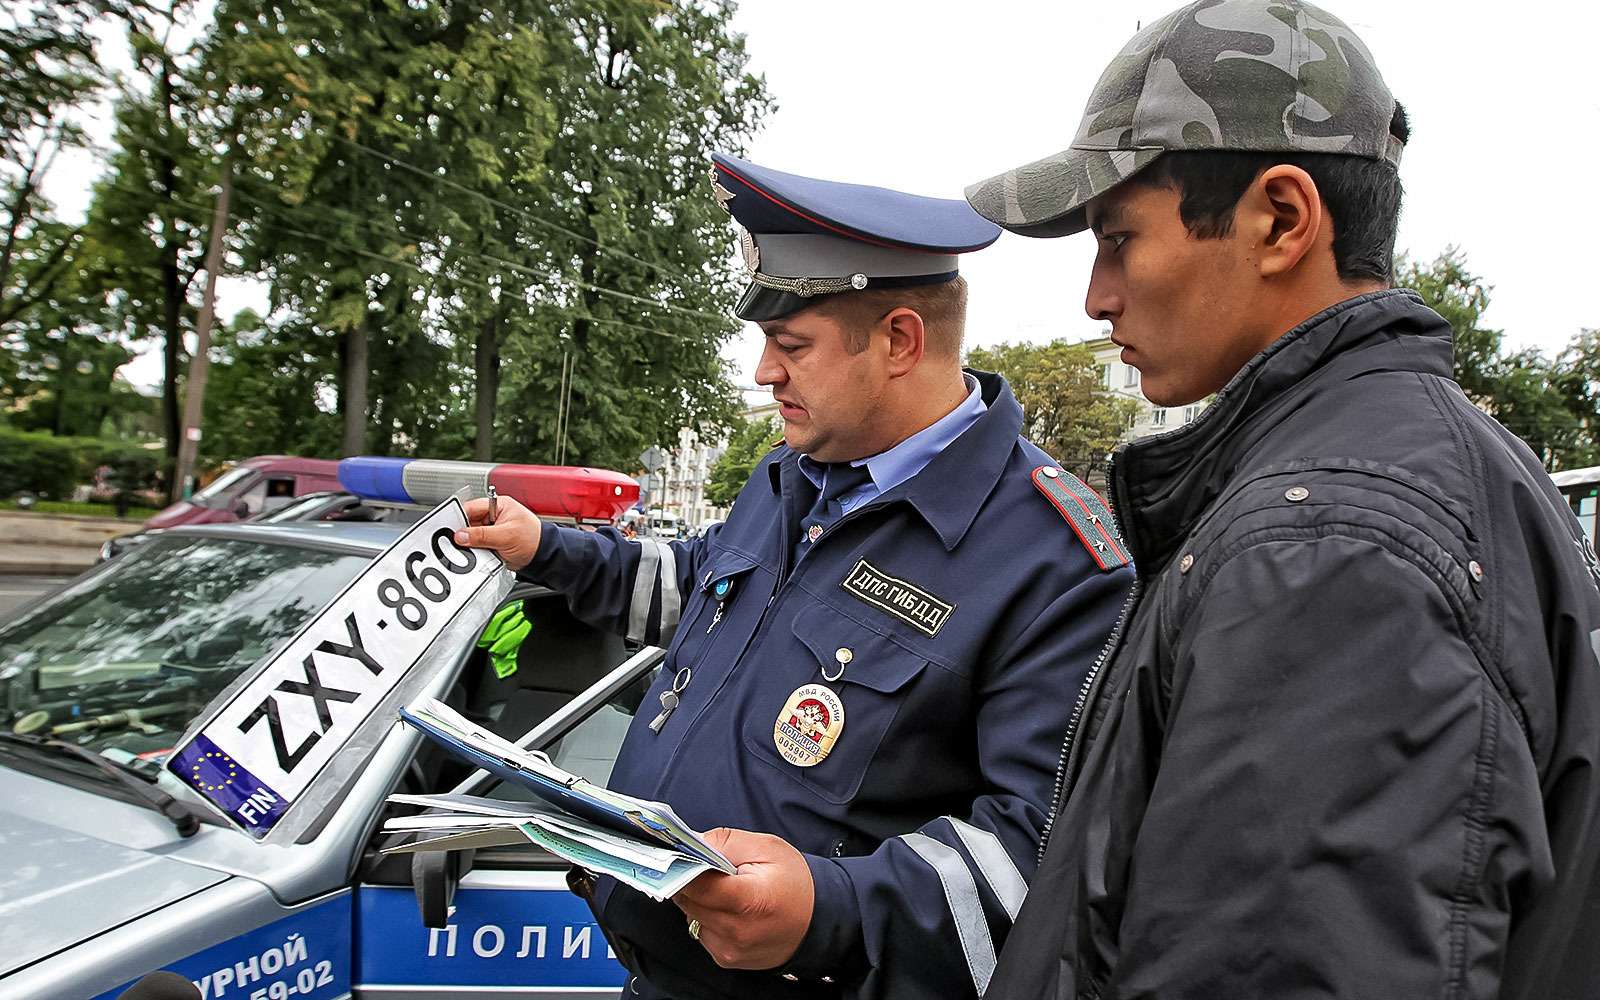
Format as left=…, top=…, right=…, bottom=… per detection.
left=672, top=666, right=693, bottom=693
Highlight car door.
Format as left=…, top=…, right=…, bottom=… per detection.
left=351, top=590, right=664, bottom=999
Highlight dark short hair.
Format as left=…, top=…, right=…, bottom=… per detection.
left=1131, top=103, right=1411, bottom=284
left=810, top=275, right=969, bottom=357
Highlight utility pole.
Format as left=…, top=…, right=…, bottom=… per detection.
left=171, top=155, right=232, bottom=503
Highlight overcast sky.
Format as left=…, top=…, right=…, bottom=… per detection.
left=720, top=0, right=1600, bottom=393
left=47, top=1, right=1600, bottom=399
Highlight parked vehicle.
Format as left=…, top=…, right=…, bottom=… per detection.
left=1, top=459, right=647, bottom=999
left=1551, top=464, right=1600, bottom=544
left=145, top=456, right=344, bottom=530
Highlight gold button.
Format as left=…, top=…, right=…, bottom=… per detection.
left=835, top=647, right=853, bottom=665
left=1041, top=467, right=1061, bottom=479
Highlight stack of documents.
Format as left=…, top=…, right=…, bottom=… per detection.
left=383, top=698, right=735, bottom=901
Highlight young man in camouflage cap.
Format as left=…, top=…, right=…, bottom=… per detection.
left=966, top=2, right=1600, bottom=997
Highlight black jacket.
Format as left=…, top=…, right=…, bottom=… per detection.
left=988, top=290, right=1600, bottom=999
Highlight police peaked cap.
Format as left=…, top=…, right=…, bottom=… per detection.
left=710, top=153, right=1001, bottom=322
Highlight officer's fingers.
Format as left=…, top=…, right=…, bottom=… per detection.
left=462, top=498, right=491, bottom=524
left=707, top=827, right=784, bottom=869
left=453, top=522, right=526, bottom=553
left=697, top=927, right=750, bottom=970
left=698, top=827, right=736, bottom=854
left=672, top=869, right=733, bottom=911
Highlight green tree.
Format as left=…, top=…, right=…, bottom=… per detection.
left=1550, top=329, right=1600, bottom=470
left=0, top=1, right=105, bottom=330
left=493, top=0, right=771, bottom=471
left=198, top=309, right=340, bottom=463
left=1396, top=249, right=1503, bottom=405
left=203, top=0, right=561, bottom=458
left=705, top=414, right=778, bottom=507
left=1397, top=249, right=1594, bottom=469
left=3, top=245, right=133, bottom=437
left=78, top=5, right=223, bottom=481
left=967, top=340, right=1140, bottom=481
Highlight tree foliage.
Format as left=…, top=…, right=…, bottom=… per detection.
left=966, top=341, right=1140, bottom=481
left=1398, top=249, right=1598, bottom=470
left=705, top=413, right=777, bottom=508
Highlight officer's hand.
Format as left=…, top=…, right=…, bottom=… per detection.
left=673, top=828, right=814, bottom=971
left=454, top=496, right=542, bottom=572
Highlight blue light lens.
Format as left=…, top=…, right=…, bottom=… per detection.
left=338, top=457, right=414, bottom=503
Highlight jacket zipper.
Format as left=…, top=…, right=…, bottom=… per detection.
left=1037, top=581, right=1138, bottom=862
left=1037, top=454, right=1138, bottom=863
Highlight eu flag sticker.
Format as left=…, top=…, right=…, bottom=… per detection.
left=170, top=733, right=288, bottom=837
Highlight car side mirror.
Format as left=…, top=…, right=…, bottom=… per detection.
left=412, top=848, right=475, bottom=928
left=232, top=502, right=250, bottom=518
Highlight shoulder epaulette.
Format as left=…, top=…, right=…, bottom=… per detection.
left=1031, top=466, right=1132, bottom=571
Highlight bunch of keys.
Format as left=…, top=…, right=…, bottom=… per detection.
left=648, top=666, right=693, bottom=734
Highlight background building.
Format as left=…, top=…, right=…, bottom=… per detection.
left=1082, top=335, right=1210, bottom=439
left=647, top=400, right=779, bottom=532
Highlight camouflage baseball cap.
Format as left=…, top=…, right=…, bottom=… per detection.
left=965, top=0, right=1402, bottom=237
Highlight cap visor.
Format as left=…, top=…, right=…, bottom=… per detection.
left=735, top=283, right=815, bottom=322
left=964, top=146, right=1162, bottom=238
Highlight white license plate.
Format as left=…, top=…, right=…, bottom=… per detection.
left=168, top=497, right=503, bottom=837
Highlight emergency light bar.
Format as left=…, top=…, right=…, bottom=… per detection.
left=337, top=457, right=639, bottom=525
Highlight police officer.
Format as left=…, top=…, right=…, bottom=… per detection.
left=454, top=153, right=1132, bottom=1000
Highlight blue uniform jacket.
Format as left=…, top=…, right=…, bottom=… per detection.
left=520, top=371, right=1132, bottom=1000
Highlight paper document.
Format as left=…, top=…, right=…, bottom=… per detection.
left=384, top=697, right=734, bottom=900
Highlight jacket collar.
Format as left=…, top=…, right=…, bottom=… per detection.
left=767, top=368, right=1022, bottom=551
left=1110, top=288, right=1455, bottom=574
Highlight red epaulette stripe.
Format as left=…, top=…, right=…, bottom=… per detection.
left=1062, top=481, right=1130, bottom=565
left=1030, top=467, right=1130, bottom=571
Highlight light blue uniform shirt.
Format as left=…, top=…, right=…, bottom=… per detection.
left=798, top=374, right=988, bottom=513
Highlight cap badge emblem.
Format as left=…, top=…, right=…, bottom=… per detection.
left=709, top=167, right=736, bottom=213
left=738, top=226, right=760, bottom=274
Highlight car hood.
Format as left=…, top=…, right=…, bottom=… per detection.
left=0, top=809, right=227, bottom=975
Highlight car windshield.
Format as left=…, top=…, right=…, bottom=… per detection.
left=0, top=534, right=370, bottom=768
left=190, top=467, right=255, bottom=506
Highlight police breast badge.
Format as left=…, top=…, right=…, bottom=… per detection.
left=773, top=684, right=844, bottom=768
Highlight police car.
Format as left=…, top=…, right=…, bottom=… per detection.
left=0, top=459, right=656, bottom=999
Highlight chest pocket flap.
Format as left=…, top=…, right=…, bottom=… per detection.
left=789, top=600, right=928, bottom=692
left=743, top=600, right=932, bottom=804
left=698, top=548, right=762, bottom=595
left=671, top=548, right=764, bottom=662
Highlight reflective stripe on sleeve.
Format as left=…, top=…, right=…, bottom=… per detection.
left=657, top=541, right=681, bottom=642
left=948, top=817, right=1027, bottom=921
left=627, top=539, right=662, bottom=643
left=903, top=832, right=997, bottom=996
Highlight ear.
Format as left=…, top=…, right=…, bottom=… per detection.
left=879, top=306, right=925, bottom=377
left=1248, top=165, right=1324, bottom=279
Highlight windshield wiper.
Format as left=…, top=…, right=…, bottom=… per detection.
left=0, top=733, right=202, bottom=837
